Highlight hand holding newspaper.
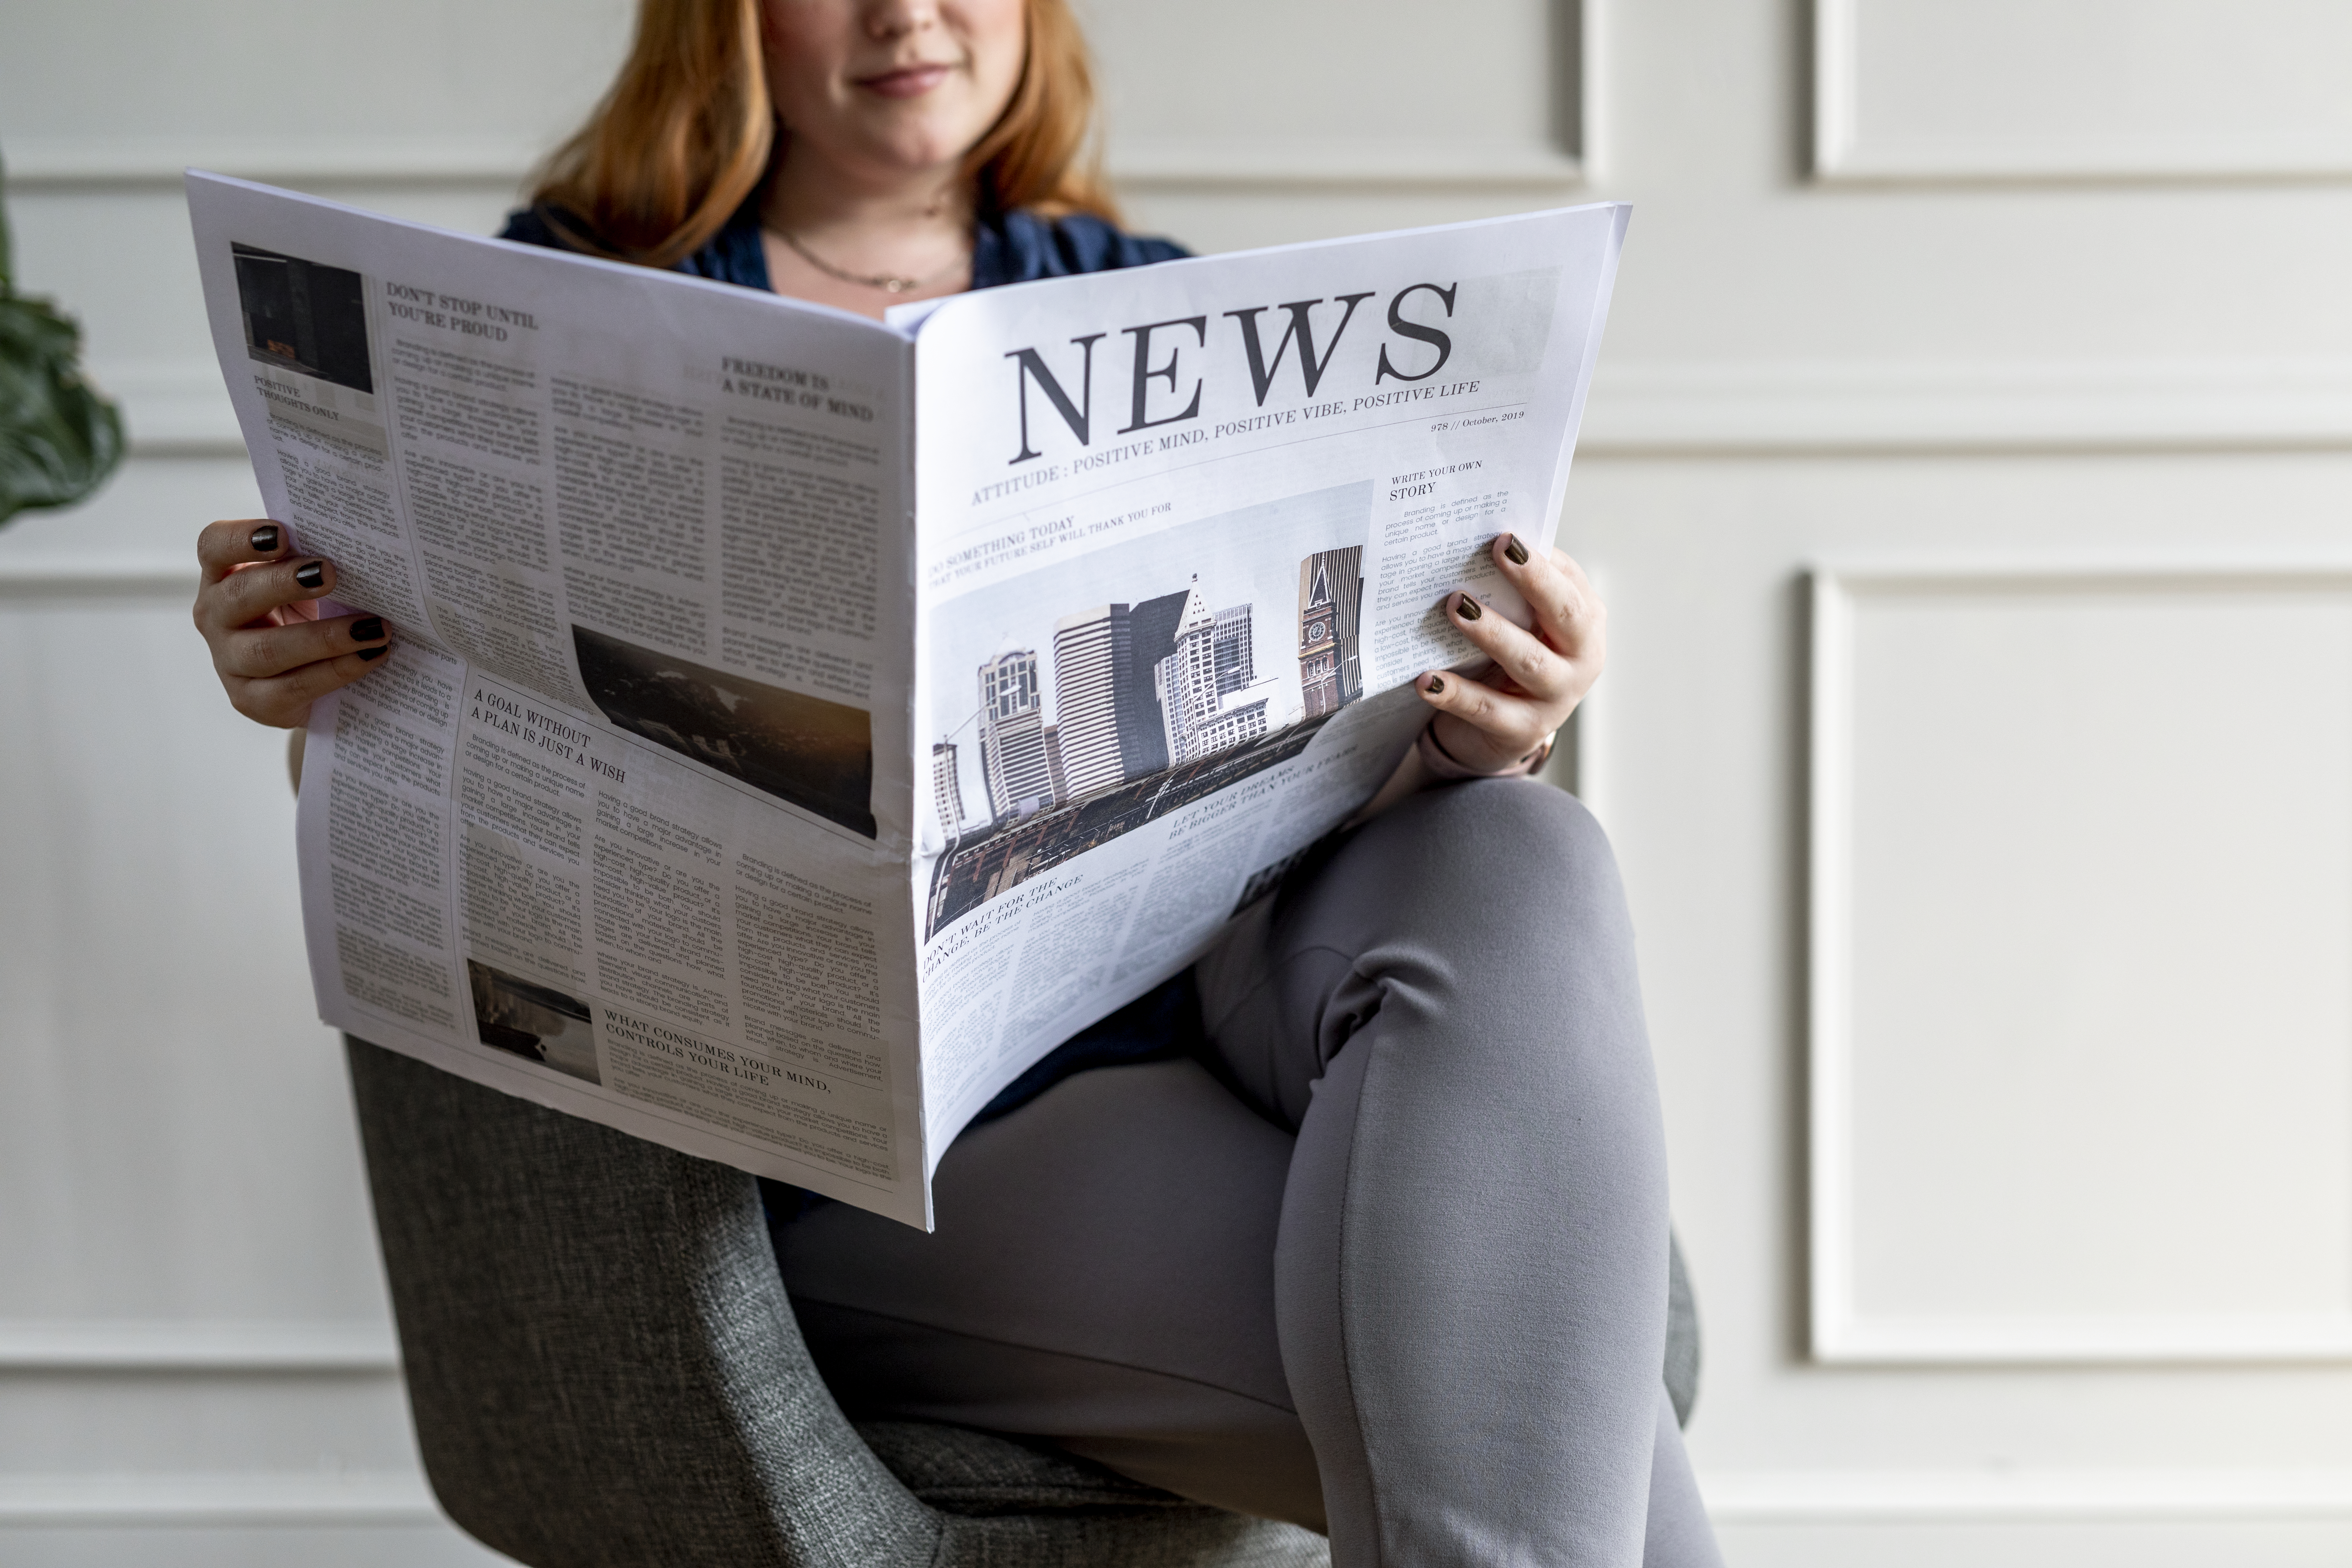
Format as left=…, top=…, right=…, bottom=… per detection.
left=188, top=175, right=1627, bottom=1228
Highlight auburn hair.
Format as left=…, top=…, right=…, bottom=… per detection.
left=531, top=0, right=1120, bottom=269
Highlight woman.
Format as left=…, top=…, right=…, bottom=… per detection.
left=191, top=2, right=1722, bottom=1563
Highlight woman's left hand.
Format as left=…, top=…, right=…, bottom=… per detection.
left=1416, top=533, right=1606, bottom=774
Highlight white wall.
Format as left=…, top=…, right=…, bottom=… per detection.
left=6, top=1, right=2352, bottom=1563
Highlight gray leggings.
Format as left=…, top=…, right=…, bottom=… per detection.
left=777, top=782, right=1723, bottom=1567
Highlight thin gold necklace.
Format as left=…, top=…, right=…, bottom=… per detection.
left=776, top=228, right=957, bottom=295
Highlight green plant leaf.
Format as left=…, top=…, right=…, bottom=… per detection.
left=0, top=147, right=126, bottom=526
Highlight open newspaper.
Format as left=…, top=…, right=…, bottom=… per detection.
left=188, top=173, right=1627, bottom=1228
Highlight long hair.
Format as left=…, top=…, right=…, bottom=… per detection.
left=531, top=0, right=1119, bottom=269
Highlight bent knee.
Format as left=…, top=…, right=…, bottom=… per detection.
left=1383, top=778, right=1620, bottom=901
left=1279, top=780, right=1634, bottom=967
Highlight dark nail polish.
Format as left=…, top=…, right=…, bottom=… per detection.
left=295, top=561, right=325, bottom=590
left=1425, top=675, right=1446, bottom=694
left=250, top=524, right=281, bottom=553
left=1503, top=533, right=1529, bottom=566
left=1456, top=593, right=1483, bottom=621
left=350, top=617, right=385, bottom=643
left=356, top=646, right=389, bottom=663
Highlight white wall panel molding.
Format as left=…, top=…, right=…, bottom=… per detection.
left=23, top=1470, right=2345, bottom=1558
left=1105, top=0, right=1598, bottom=191
left=1815, top=0, right=2352, bottom=182
left=29, top=1464, right=2347, bottom=1528
left=1703, top=1466, right=2352, bottom=1524
left=86, top=362, right=243, bottom=458
left=4, top=137, right=546, bottom=192
left=7, top=2, right=1591, bottom=192
left=86, top=357, right=2352, bottom=463
left=1588, top=360, right=2352, bottom=453
left=0, top=556, right=199, bottom=598
left=19, top=1464, right=2346, bottom=1530
left=0, top=1320, right=397, bottom=1372
left=1110, top=141, right=1585, bottom=192
left=1090, top=0, right=1595, bottom=194
left=0, top=1473, right=434, bottom=1525
left=1811, top=565, right=2352, bottom=1364
left=1817, top=1311, right=2352, bottom=1364
left=0, top=362, right=251, bottom=463
left=8, top=135, right=1590, bottom=197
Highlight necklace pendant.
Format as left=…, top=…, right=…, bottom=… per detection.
left=778, top=229, right=943, bottom=296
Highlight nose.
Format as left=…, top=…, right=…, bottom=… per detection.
left=865, top=0, right=940, bottom=41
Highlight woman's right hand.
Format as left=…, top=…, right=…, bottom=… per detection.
left=194, top=519, right=392, bottom=729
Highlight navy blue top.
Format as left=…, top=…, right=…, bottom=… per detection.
left=498, top=190, right=1201, bottom=1186
left=498, top=196, right=1188, bottom=295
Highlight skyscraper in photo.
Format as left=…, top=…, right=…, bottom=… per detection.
left=1156, top=583, right=1280, bottom=766
left=1042, top=723, right=1070, bottom=805
left=1212, top=604, right=1255, bottom=696
left=1154, top=584, right=1217, bottom=765
left=977, top=648, right=1053, bottom=820
left=1113, top=589, right=1190, bottom=780
left=1050, top=606, right=1130, bottom=799
left=931, top=740, right=967, bottom=839
left=1297, top=545, right=1364, bottom=716
left=1189, top=690, right=1275, bottom=756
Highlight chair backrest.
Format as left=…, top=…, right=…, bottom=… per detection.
left=344, top=1039, right=1329, bottom=1568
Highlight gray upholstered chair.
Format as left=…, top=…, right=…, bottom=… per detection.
left=346, top=1036, right=1698, bottom=1568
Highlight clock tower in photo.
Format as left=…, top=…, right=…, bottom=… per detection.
left=1296, top=545, right=1364, bottom=718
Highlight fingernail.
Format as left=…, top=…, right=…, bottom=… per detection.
left=1503, top=533, right=1529, bottom=566
left=295, top=561, right=325, bottom=590
left=1455, top=593, right=1483, bottom=621
left=356, top=646, right=389, bottom=663
left=350, top=617, right=385, bottom=642
left=250, top=524, right=281, bottom=553
left=1425, top=675, right=1446, bottom=694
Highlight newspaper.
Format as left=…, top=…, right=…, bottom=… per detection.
left=188, top=173, right=1627, bottom=1228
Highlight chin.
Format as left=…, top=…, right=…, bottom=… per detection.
left=858, top=121, right=984, bottom=174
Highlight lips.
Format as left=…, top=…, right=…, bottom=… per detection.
left=858, top=62, right=954, bottom=98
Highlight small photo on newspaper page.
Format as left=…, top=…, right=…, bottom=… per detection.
left=234, top=243, right=377, bottom=397
left=570, top=627, right=878, bottom=838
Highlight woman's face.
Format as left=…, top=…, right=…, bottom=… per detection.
left=762, top=0, right=1027, bottom=185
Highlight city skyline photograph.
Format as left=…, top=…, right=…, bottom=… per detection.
left=922, top=482, right=1370, bottom=938
left=929, top=482, right=1370, bottom=827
